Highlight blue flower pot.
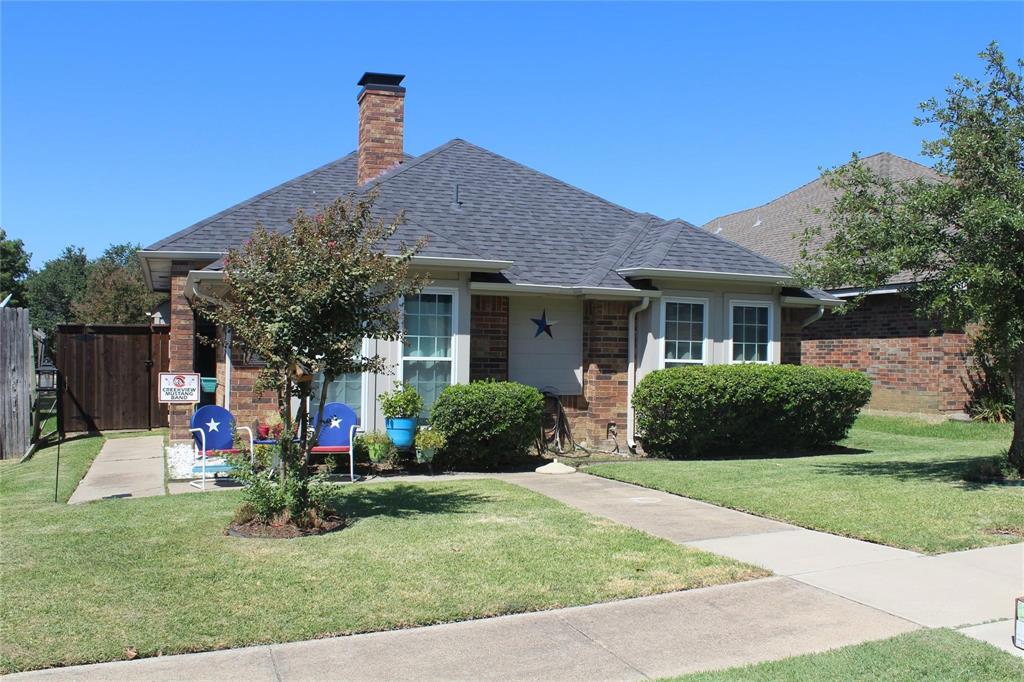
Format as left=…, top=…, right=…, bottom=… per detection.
left=385, top=417, right=417, bottom=449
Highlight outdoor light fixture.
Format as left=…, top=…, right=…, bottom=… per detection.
left=36, top=356, right=58, bottom=392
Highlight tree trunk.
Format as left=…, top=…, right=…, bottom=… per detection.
left=280, top=380, right=292, bottom=485
left=310, top=375, right=332, bottom=454
left=1009, top=346, right=1024, bottom=476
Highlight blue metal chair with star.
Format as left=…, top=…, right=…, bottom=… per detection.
left=310, top=402, right=361, bottom=482
left=189, top=405, right=254, bottom=490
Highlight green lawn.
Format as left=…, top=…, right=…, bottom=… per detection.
left=0, top=435, right=765, bottom=673
left=673, top=629, right=1024, bottom=681
left=586, top=415, right=1024, bottom=553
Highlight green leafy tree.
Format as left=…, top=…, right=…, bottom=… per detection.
left=194, top=193, right=425, bottom=502
left=72, top=243, right=166, bottom=324
left=25, top=246, right=89, bottom=338
left=0, top=228, right=31, bottom=307
left=798, top=43, right=1024, bottom=473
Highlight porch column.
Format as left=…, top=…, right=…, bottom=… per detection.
left=168, top=261, right=195, bottom=441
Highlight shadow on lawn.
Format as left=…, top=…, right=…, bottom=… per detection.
left=689, top=444, right=874, bottom=461
left=812, top=455, right=1009, bottom=490
left=333, top=483, right=488, bottom=520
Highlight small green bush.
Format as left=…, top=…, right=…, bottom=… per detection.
left=359, top=431, right=397, bottom=465
left=429, top=381, right=543, bottom=470
left=380, top=382, right=424, bottom=419
left=229, top=457, right=335, bottom=526
left=633, top=364, right=872, bottom=458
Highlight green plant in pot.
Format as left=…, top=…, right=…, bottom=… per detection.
left=414, top=428, right=446, bottom=464
left=360, top=432, right=395, bottom=464
left=380, top=382, right=423, bottom=450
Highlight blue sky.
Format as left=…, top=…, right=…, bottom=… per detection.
left=3, top=2, right=1021, bottom=268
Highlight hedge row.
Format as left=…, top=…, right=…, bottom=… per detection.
left=633, top=364, right=871, bottom=458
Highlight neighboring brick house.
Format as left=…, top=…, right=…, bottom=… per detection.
left=705, top=153, right=972, bottom=414
left=140, top=72, right=837, bottom=449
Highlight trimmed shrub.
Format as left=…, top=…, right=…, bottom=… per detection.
left=633, top=364, right=872, bottom=458
left=429, top=381, right=544, bottom=470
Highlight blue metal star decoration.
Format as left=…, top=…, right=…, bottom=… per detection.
left=531, top=309, right=558, bottom=338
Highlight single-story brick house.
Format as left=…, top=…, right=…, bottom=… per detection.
left=140, top=73, right=838, bottom=448
left=705, top=153, right=973, bottom=414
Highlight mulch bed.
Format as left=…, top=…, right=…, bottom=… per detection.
left=225, top=516, right=349, bottom=539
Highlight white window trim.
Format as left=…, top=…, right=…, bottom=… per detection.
left=728, top=300, right=774, bottom=364
left=397, top=286, right=459, bottom=387
left=658, top=296, right=710, bottom=369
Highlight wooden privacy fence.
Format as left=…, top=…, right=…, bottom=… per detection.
left=0, top=307, right=34, bottom=460
left=55, top=324, right=170, bottom=432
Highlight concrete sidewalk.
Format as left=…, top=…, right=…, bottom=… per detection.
left=67, top=436, right=165, bottom=504
left=8, top=577, right=917, bottom=682
left=508, top=471, right=1024, bottom=655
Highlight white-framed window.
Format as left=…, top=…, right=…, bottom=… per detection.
left=310, top=339, right=369, bottom=421
left=729, top=301, right=772, bottom=363
left=659, top=297, right=709, bottom=367
left=400, top=288, right=458, bottom=414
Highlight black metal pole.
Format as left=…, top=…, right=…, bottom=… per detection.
left=54, top=438, right=61, bottom=503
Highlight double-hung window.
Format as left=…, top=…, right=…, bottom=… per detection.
left=310, top=339, right=367, bottom=421
left=402, top=290, right=456, bottom=413
left=730, top=302, right=771, bottom=363
left=661, top=298, right=708, bottom=366
left=310, top=371, right=363, bottom=420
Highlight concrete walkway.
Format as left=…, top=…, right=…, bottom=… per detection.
left=10, top=577, right=917, bottom=681
left=67, top=436, right=165, bottom=503
left=506, top=471, right=1024, bottom=655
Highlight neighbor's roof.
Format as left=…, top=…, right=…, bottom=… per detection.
left=703, top=152, right=941, bottom=284
left=147, top=139, right=794, bottom=291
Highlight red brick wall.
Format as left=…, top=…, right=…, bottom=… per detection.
left=357, top=85, right=404, bottom=185
left=801, top=294, right=972, bottom=413
left=781, top=308, right=804, bottom=365
left=168, top=262, right=196, bottom=441
left=469, top=295, right=509, bottom=381
left=215, top=331, right=277, bottom=430
left=561, top=300, right=630, bottom=449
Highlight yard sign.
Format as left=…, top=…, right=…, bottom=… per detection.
left=158, top=372, right=201, bottom=404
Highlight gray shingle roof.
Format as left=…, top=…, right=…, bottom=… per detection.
left=148, top=138, right=795, bottom=291
left=617, top=218, right=790, bottom=277
left=703, top=152, right=940, bottom=285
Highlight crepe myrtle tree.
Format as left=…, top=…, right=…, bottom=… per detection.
left=798, top=43, right=1024, bottom=474
left=195, top=193, right=426, bottom=482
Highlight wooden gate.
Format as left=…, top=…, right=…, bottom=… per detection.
left=55, top=324, right=169, bottom=432
left=0, top=307, right=34, bottom=459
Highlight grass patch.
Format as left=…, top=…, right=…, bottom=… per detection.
left=587, top=415, right=1023, bottom=553
left=672, top=629, right=1024, bottom=681
left=1, top=433, right=105, bottom=503
left=0, top=435, right=764, bottom=673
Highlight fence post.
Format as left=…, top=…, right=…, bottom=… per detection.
left=0, top=307, right=34, bottom=459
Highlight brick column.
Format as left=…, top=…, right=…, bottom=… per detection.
left=168, top=262, right=195, bottom=441
left=561, top=300, right=630, bottom=449
left=469, top=295, right=509, bottom=381
left=781, top=308, right=803, bottom=365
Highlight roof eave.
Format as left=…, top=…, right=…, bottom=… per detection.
left=616, top=267, right=794, bottom=285
left=469, top=281, right=660, bottom=299
left=780, top=295, right=844, bottom=308
left=408, top=256, right=512, bottom=273
left=831, top=282, right=915, bottom=298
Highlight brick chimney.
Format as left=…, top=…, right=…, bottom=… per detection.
left=357, top=72, right=406, bottom=185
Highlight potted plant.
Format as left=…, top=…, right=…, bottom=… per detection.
left=414, top=428, right=446, bottom=465
left=361, top=432, right=395, bottom=464
left=380, top=382, right=423, bottom=449
left=266, top=413, right=284, bottom=440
